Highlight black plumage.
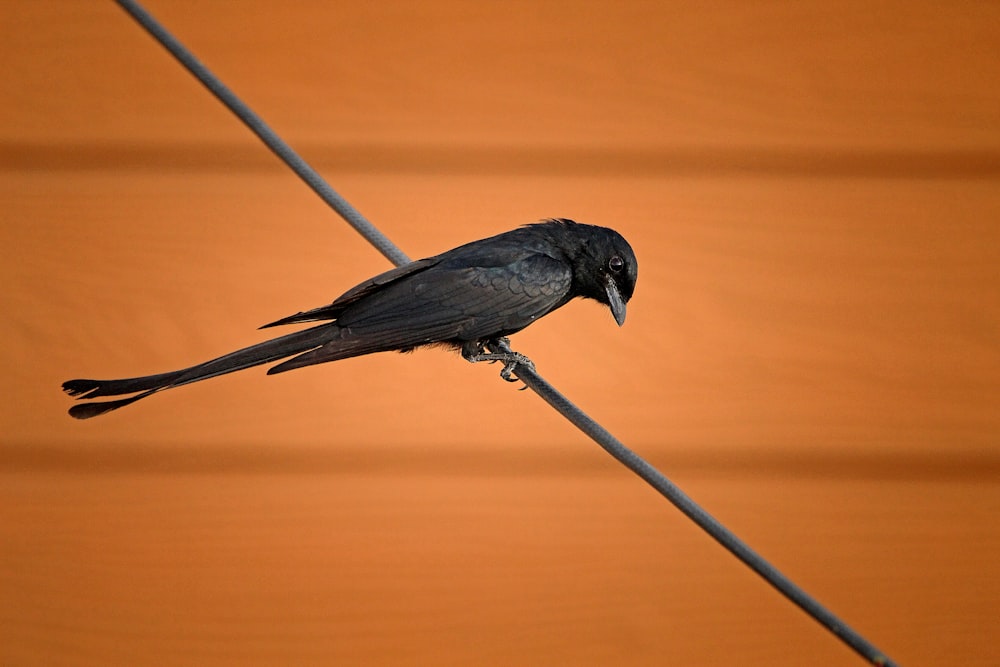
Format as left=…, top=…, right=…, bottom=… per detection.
left=63, top=219, right=638, bottom=419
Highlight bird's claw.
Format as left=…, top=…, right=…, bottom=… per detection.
left=499, top=355, right=532, bottom=382
left=462, top=339, right=535, bottom=386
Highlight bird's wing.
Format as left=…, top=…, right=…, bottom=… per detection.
left=267, top=253, right=572, bottom=373
left=259, top=258, right=440, bottom=328
left=344, top=252, right=572, bottom=339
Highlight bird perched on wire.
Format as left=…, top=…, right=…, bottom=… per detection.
left=63, top=218, right=638, bottom=419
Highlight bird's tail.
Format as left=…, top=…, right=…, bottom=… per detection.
left=62, top=323, right=337, bottom=419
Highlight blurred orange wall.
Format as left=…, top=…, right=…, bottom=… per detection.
left=1, top=2, right=998, bottom=665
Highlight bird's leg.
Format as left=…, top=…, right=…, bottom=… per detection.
left=461, top=338, right=536, bottom=383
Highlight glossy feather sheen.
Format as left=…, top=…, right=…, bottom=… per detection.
left=62, top=219, right=637, bottom=418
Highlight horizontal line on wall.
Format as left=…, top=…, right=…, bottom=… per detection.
left=3, top=141, right=999, bottom=179
left=4, top=443, right=997, bottom=482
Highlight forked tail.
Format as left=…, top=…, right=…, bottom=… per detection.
left=63, top=323, right=337, bottom=419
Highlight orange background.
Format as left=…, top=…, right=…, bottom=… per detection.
left=2, top=2, right=999, bottom=665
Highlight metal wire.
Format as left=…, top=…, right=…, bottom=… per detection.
left=113, top=0, right=410, bottom=268
left=490, top=341, right=894, bottom=665
left=112, top=2, right=898, bottom=665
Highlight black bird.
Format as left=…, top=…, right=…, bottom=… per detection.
left=63, top=219, right=637, bottom=419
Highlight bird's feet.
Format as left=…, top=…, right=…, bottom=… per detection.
left=461, top=338, right=536, bottom=383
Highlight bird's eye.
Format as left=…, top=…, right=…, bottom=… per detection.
left=608, top=255, right=625, bottom=273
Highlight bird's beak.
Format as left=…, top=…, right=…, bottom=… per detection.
left=604, top=274, right=627, bottom=326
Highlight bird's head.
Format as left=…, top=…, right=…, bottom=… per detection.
left=544, top=219, right=638, bottom=326
left=587, top=227, right=638, bottom=326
